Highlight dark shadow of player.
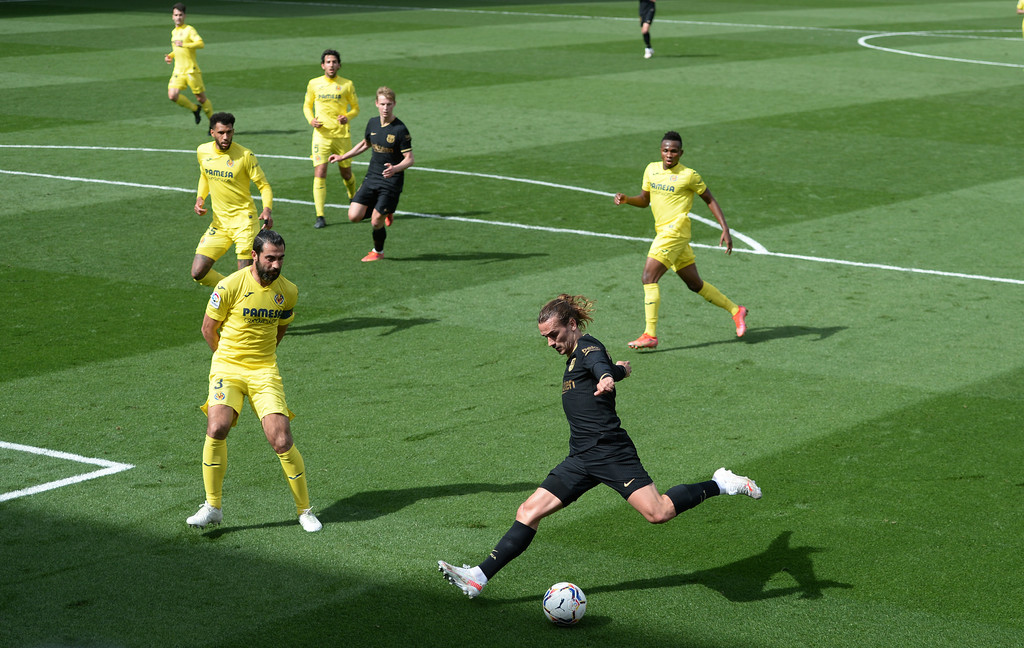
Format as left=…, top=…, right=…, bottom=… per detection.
left=589, top=530, right=852, bottom=601
left=287, top=316, right=438, bottom=337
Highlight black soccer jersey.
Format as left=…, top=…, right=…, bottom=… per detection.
left=560, top=334, right=629, bottom=455
left=363, top=116, right=412, bottom=190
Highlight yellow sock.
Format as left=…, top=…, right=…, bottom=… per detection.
left=697, top=281, right=738, bottom=315
left=643, top=283, right=660, bottom=337
left=174, top=94, right=198, bottom=112
left=277, top=445, right=311, bottom=515
left=313, top=177, right=327, bottom=217
left=202, top=436, right=227, bottom=509
left=343, top=175, right=356, bottom=200
left=201, top=99, right=213, bottom=118
left=195, top=269, right=225, bottom=288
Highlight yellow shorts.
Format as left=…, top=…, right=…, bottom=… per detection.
left=169, top=69, right=205, bottom=94
left=201, top=364, right=294, bottom=426
left=648, top=230, right=696, bottom=272
left=311, top=131, right=352, bottom=168
left=195, top=221, right=259, bottom=261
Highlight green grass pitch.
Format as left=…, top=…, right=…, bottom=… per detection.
left=2, top=1, right=1023, bottom=646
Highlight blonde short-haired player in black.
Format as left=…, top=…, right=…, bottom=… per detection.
left=304, top=48, right=359, bottom=229
left=329, top=86, right=414, bottom=262
left=164, top=3, right=213, bottom=124
left=614, top=131, right=747, bottom=350
left=191, top=112, right=273, bottom=288
left=438, top=294, right=761, bottom=598
left=186, top=229, right=321, bottom=532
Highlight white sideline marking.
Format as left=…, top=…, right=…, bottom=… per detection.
left=0, top=441, right=134, bottom=503
left=1, top=147, right=1021, bottom=285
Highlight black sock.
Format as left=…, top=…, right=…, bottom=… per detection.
left=643, top=33, right=651, bottom=48
left=665, top=480, right=719, bottom=515
left=372, top=226, right=387, bottom=252
left=479, top=520, right=536, bottom=579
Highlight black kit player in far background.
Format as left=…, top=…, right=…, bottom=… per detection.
left=329, top=86, right=413, bottom=262
left=438, top=294, right=763, bottom=598
left=640, top=0, right=656, bottom=58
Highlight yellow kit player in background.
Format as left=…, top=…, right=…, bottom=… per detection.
left=186, top=229, right=322, bottom=533
left=304, top=48, right=360, bottom=229
left=1017, top=1, right=1024, bottom=38
left=164, top=3, right=213, bottom=124
left=613, top=131, right=747, bottom=349
left=192, top=112, right=273, bottom=288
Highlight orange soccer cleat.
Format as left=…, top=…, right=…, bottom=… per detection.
left=733, top=306, right=748, bottom=337
left=361, top=250, right=384, bottom=262
left=627, top=333, right=659, bottom=349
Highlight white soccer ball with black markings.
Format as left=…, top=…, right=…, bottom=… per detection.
left=542, top=582, right=586, bottom=626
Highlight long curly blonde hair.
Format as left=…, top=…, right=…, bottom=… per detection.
left=538, top=294, right=594, bottom=330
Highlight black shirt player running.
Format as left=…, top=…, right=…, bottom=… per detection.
left=330, top=85, right=413, bottom=262
left=438, top=294, right=763, bottom=598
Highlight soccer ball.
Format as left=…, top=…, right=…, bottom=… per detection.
left=542, top=582, right=586, bottom=626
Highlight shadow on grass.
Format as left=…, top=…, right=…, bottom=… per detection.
left=390, top=251, right=549, bottom=264
left=287, top=316, right=439, bottom=337
left=508, top=531, right=852, bottom=603
left=650, top=325, right=847, bottom=353
left=199, top=482, right=537, bottom=538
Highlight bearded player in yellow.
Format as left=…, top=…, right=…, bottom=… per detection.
left=304, top=48, right=360, bottom=229
left=187, top=229, right=322, bottom=533
left=164, top=3, right=213, bottom=124
left=191, top=112, right=273, bottom=288
left=614, top=131, right=747, bottom=349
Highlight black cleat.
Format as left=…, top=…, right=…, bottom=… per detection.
left=193, top=108, right=202, bottom=124
left=314, top=216, right=326, bottom=229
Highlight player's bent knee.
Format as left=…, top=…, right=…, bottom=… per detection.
left=644, top=510, right=674, bottom=524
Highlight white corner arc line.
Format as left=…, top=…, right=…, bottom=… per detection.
left=0, top=440, right=134, bottom=503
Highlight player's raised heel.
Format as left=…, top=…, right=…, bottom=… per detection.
left=713, top=467, right=762, bottom=499
left=733, top=306, right=748, bottom=337
left=628, top=333, right=658, bottom=349
left=438, top=560, right=484, bottom=598
left=186, top=502, right=223, bottom=528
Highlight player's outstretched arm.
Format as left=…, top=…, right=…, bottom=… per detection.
left=329, top=138, right=369, bottom=164
left=614, top=191, right=651, bottom=208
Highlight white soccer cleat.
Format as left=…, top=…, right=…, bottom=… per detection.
left=713, top=467, right=762, bottom=499
left=438, top=560, right=484, bottom=598
left=186, top=502, right=223, bottom=528
left=299, top=508, right=323, bottom=532
left=644, top=47, right=654, bottom=59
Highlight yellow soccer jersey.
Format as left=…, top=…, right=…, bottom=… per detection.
left=206, top=267, right=298, bottom=369
left=169, top=24, right=204, bottom=74
left=196, top=141, right=273, bottom=229
left=641, top=161, right=707, bottom=238
left=303, top=75, right=359, bottom=139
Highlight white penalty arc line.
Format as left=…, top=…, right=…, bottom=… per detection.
left=0, top=441, right=134, bottom=503
left=0, top=144, right=766, bottom=252
left=1, top=153, right=1021, bottom=286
